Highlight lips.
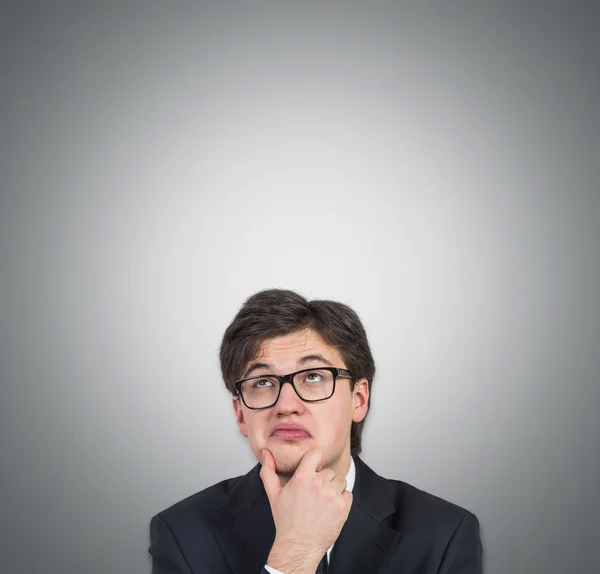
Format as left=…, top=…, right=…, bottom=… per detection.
left=270, top=423, right=311, bottom=439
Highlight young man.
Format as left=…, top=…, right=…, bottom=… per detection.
left=149, top=289, right=483, bottom=573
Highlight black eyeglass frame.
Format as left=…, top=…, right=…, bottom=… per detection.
left=233, top=367, right=353, bottom=410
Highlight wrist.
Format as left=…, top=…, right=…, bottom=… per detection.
left=267, top=536, right=323, bottom=574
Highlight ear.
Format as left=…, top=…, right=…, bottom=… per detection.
left=232, top=396, right=249, bottom=437
left=351, top=378, right=369, bottom=423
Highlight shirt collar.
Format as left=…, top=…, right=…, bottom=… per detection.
left=345, top=456, right=356, bottom=492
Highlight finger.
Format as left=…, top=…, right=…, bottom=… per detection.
left=262, top=448, right=277, bottom=473
left=342, top=490, right=353, bottom=513
left=259, top=449, right=282, bottom=501
left=317, top=468, right=337, bottom=483
left=295, top=448, right=323, bottom=477
left=330, top=476, right=348, bottom=493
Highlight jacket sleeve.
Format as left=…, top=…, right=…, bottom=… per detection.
left=438, top=512, right=483, bottom=574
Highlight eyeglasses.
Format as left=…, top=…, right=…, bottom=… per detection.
left=233, top=367, right=353, bottom=410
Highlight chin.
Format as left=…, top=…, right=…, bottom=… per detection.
left=270, top=442, right=310, bottom=477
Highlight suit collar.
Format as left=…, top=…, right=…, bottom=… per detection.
left=328, top=456, right=400, bottom=574
left=216, top=463, right=274, bottom=574
left=221, top=456, right=396, bottom=519
left=221, top=462, right=264, bottom=518
left=217, top=456, right=401, bottom=574
left=351, top=455, right=397, bottom=521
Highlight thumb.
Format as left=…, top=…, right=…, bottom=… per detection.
left=259, top=449, right=281, bottom=501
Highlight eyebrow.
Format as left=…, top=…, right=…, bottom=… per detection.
left=298, top=354, right=333, bottom=367
left=242, top=354, right=334, bottom=378
left=243, top=362, right=273, bottom=378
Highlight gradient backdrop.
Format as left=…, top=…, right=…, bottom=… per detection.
left=1, top=3, right=598, bottom=574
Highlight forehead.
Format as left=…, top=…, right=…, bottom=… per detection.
left=251, top=329, right=344, bottom=365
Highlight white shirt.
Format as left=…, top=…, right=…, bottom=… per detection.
left=264, top=457, right=356, bottom=574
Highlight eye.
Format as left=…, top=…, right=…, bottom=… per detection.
left=304, top=371, right=323, bottom=383
left=253, top=378, right=274, bottom=388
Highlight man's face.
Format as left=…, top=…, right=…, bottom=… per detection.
left=233, top=329, right=369, bottom=480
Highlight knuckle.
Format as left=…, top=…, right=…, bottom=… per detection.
left=323, top=485, right=336, bottom=499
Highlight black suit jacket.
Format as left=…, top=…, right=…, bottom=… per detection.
left=149, top=457, right=483, bottom=573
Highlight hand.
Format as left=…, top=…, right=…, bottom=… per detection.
left=260, top=448, right=352, bottom=574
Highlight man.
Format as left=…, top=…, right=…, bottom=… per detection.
left=149, top=289, right=483, bottom=573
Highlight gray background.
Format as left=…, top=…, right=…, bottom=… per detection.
left=1, top=2, right=598, bottom=574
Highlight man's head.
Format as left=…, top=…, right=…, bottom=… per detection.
left=220, top=289, right=375, bottom=478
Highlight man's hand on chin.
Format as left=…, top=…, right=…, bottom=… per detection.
left=261, top=448, right=351, bottom=574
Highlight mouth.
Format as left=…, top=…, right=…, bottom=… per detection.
left=270, top=424, right=311, bottom=440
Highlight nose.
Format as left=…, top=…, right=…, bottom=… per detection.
left=274, top=380, right=305, bottom=414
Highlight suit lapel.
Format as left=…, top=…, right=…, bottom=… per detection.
left=213, top=457, right=401, bottom=574
left=329, top=457, right=401, bottom=574
left=214, top=463, right=275, bottom=574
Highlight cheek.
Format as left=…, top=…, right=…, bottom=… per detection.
left=244, top=413, right=270, bottom=440
left=319, top=398, right=354, bottom=436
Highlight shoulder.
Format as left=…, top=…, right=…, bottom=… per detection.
left=354, top=457, right=477, bottom=536
left=148, top=472, right=260, bottom=571
left=353, top=459, right=483, bottom=570
left=390, top=476, right=474, bottom=527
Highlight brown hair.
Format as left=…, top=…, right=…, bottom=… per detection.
left=219, top=289, right=375, bottom=456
